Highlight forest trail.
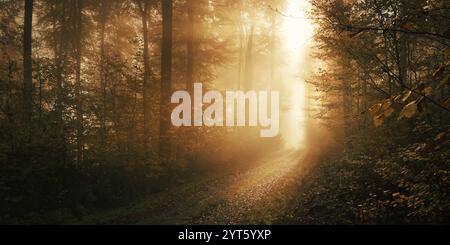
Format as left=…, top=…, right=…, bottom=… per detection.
left=99, top=148, right=315, bottom=225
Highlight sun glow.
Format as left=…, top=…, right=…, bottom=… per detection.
left=280, top=0, right=314, bottom=149
left=282, top=1, right=314, bottom=55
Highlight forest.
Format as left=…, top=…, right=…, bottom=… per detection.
left=0, top=0, right=449, bottom=225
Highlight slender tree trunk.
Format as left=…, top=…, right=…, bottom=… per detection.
left=23, top=0, right=33, bottom=127
left=99, top=0, right=108, bottom=147
left=160, top=0, right=173, bottom=164
left=75, top=0, right=84, bottom=164
left=55, top=1, right=66, bottom=124
left=269, top=11, right=276, bottom=90
left=139, top=0, right=151, bottom=154
left=342, top=62, right=352, bottom=139
left=238, top=29, right=244, bottom=90
left=37, top=62, right=42, bottom=123
left=362, top=77, right=368, bottom=128
left=237, top=2, right=244, bottom=90
left=396, top=0, right=408, bottom=90
left=396, top=33, right=408, bottom=89
left=186, top=0, right=194, bottom=94
left=54, top=0, right=68, bottom=164
left=244, top=26, right=254, bottom=91
left=383, top=33, right=392, bottom=96
left=356, top=80, right=360, bottom=129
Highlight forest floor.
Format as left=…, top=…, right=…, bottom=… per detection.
left=73, top=148, right=319, bottom=224
left=72, top=137, right=450, bottom=225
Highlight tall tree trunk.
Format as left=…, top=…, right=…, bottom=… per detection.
left=160, top=0, right=173, bottom=164
left=237, top=1, right=245, bottom=90
left=99, top=0, right=108, bottom=147
left=237, top=27, right=244, bottom=90
left=397, top=35, right=408, bottom=88
left=37, top=62, right=42, bottom=123
left=362, top=77, right=368, bottom=128
left=396, top=0, right=408, bottom=90
left=269, top=11, right=276, bottom=90
left=236, top=6, right=245, bottom=90
left=54, top=0, right=68, bottom=164
left=54, top=1, right=66, bottom=127
left=23, top=0, right=33, bottom=126
left=384, top=34, right=392, bottom=96
left=244, top=26, right=254, bottom=91
left=138, top=0, right=151, bottom=154
left=75, top=0, right=84, bottom=164
left=342, top=62, right=352, bottom=140
left=186, top=0, right=194, bottom=94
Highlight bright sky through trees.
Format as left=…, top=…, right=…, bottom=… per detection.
left=280, top=0, right=314, bottom=149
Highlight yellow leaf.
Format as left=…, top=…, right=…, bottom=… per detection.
left=373, top=114, right=385, bottom=127
left=393, top=94, right=403, bottom=103
left=444, top=47, right=450, bottom=57
left=443, top=97, right=450, bottom=108
left=400, top=90, right=412, bottom=103
left=381, top=99, right=391, bottom=110
left=433, top=65, right=446, bottom=80
left=435, top=132, right=446, bottom=143
left=369, top=103, right=382, bottom=114
left=423, top=86, right=433, bottom=96
left=383, top=107, right=395, bottom=118
left=398, top=101, right=418, bottom=120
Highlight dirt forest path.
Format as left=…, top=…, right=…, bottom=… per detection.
left=87, top=148, right=318, bottom=225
